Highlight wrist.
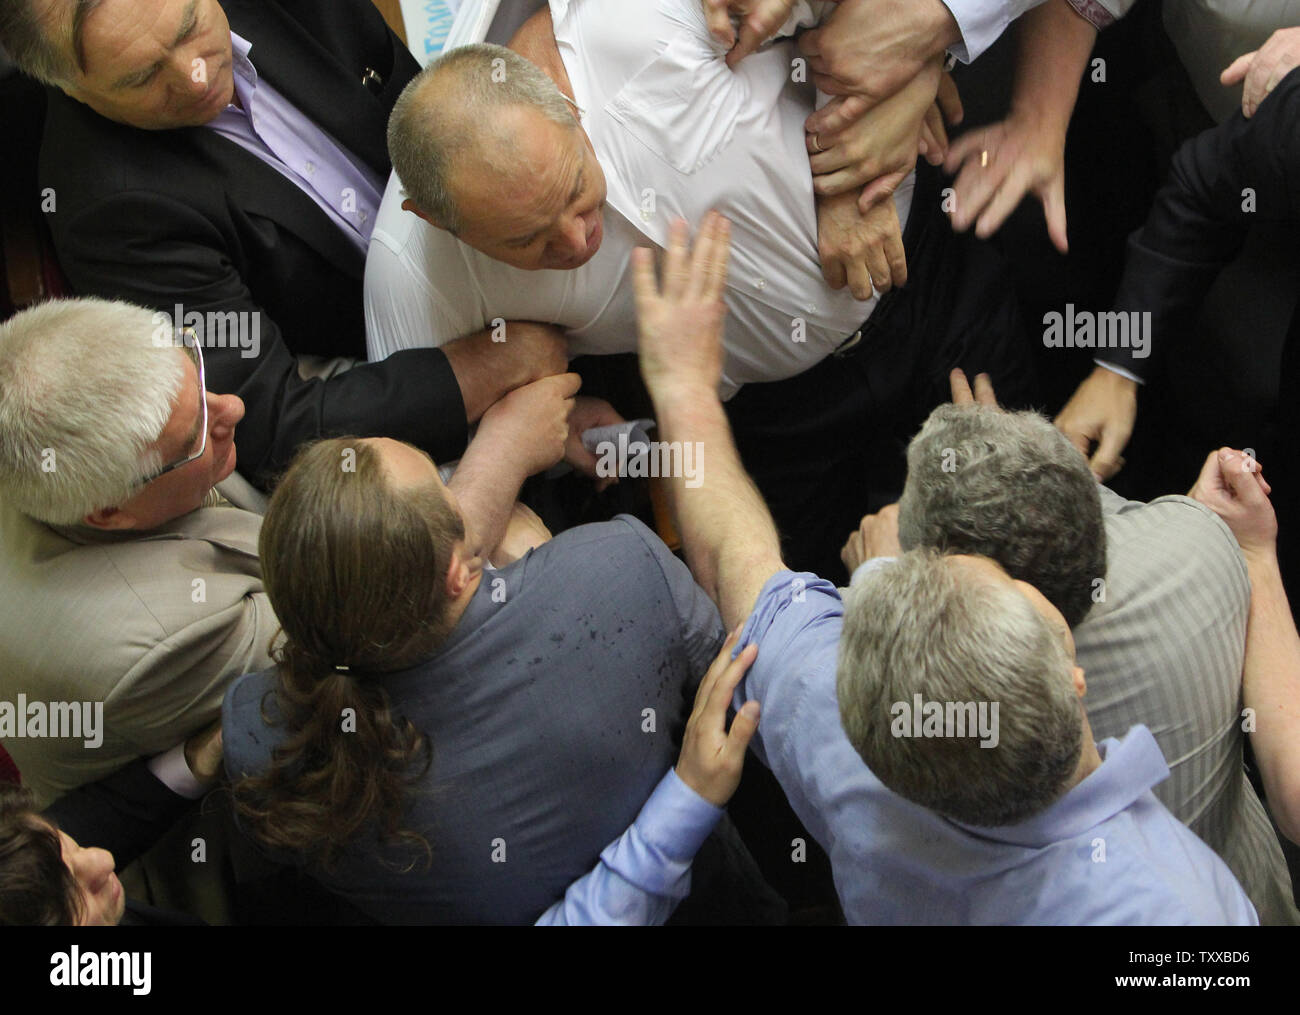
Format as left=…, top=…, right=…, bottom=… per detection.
left=929, top=1, right=963, bottom=56
left=1092, top=365, right=1137, bottom=390
left=1244, top=545, right=1282, bottom=579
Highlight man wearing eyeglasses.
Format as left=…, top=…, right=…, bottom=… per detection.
left=0, top=299, right=267, bottom=808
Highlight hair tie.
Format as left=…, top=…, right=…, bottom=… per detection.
left=333, top=664, right=351, bottom=674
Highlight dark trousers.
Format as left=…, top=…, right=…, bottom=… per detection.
left=724, top=161, right=1039, bottom=581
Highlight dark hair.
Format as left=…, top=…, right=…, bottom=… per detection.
left=0, top=783, right=82, bottom=925
left=232, top=438, right=465, bottom=873
left=0, top=0, right=103, bottom=86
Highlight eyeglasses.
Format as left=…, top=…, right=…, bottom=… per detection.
left=136, top=328, right=208, bottom=488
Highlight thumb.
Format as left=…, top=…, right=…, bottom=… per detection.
left=1221, top=52, right=1253, bottom=86
left=858, top=170, right=909, bottom=212
left=1088, top=422, right=1128, bottom=481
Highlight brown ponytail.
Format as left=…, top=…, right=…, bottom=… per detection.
left=232, top=438, right=465, bottom=873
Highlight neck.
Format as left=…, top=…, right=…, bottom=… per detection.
left=1063, top=713, right=1104, bottom=792
left=508, top=7, right=576, bottom=104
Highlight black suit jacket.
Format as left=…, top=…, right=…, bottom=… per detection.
left=1103, top=67, right=1300, bottom=381
left=38, top=0, right=467, bottom=487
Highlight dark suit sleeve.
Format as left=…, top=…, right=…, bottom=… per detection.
left=55, top=189, right=469, bottom=488
left=1102, top=68, right=1300, bottom=380
left=43, top=760, right=193, bottom=869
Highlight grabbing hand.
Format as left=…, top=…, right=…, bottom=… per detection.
left=841, top=503, right=902, bottom=572
left=564, top=395, right=625, bottom=489
left=1054, top=366, right=1137, bottom=481
left=808, top=60, right=943, bottom=202
left=478, top=372, right=582, bottom=478
left=634, top=213, right=732, bottom=401
left=702, top=0, right=799, bottom=67
left=675, top=628, right=761, bottom=807
left=1221, top=27, right=1300, bottom=118
left=944, top=108, right=1069, bottom=253
left=817, top=188, right=907, bottom=297
left=798, top=0, right=961, bottom=123
left=1189, top=447, right=1277, bottom=561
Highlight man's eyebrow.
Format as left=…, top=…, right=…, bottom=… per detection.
left=110, top=0, right=200, bottom=88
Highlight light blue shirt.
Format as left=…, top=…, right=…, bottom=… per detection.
left=206, top=33, right=384, bottom=256
left=536, top=769, right=722, bottom=925
left=734, top=570, right=1259, bottom=925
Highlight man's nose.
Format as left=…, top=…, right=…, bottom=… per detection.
left=171, top=50, right=211, bottom=94
left=71, top=845, right=117, bottom=890
left=559, top=215, right=588, bottom=256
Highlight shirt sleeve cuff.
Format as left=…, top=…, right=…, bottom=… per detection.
left=1094, top=359, right=1145, bottom=385
left=942, top=0, right=1043, bottom=64
left=598, top=769, right=724, bottom=896
left=147, top=744, right=208, bottom=800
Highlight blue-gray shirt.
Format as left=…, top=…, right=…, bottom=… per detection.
left=736, top=569, right=1259, bottom=925
left=224, top=516, right=723, bottom=924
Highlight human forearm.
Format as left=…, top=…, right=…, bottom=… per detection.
left=652, top=385, right=783, bottom=630
left=447, top=439, right=529, bottom=564
left=441, top=322, right=568, bottom=423
left=1009, top=0, right=1095, bottom=134
left=1241, top=552, right=1300, bottom=843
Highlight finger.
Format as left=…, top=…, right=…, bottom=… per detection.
left=693, top=625, right=745, bottom=715
left=973, top=372, right=998, bottom=407
left=796, top=25, right=824, bottom=59
left=943, top=127, right=988, bottom=175
left=728, top=11, right=774, bottom=67
left=1221, top=51, right=1253, bottom=86
left=705, top=641, right=758, bottom=718
left=857, top=169, right=908, bottom=211
left=973, top=170, right=1030, bottom=241
left=936, top=71, right=964, bottom=126
left=724, top=699, right=761, bottom=762
left=664, top=218, right=691, bottom=299
left=922, top=104, right=947, bottom=165
left=806, top=94, right=871, bottom=136
left=1041, top=169, right=1070, bottom=254
left=847, top=253, right=875, bottom=301
left=862, top=238, right=891, bottom=295
left=1191, top=448, right=1225, bottom=495
left=815, top=163, right=874, bottom=197
left=884, top=226, right=908, bottom=289
left=553, top=371, right=583, bottom=399
left=704, top=0, right=736, bottom=47
left=1089, top=423, right=1129, bottom=481
left=1220, top=449, right=1271, bottom=505
left=631, top=246, right=659, bottom=312
left=687, top=212, right=721, bottom=301
left=1244, top=53, right=1278, bottom=116
left=821, top=250, right=846, bottom=289
left=705, top=215, right=731, bottom=300
left=949, top=159, right=1005, bottom=231
left=841, top=530, right=860, bottom=570
left=808, top=139, right=856, bottom=175
left=949, top=367, right=974, bottom=405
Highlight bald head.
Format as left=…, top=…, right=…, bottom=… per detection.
left=387, top=43, right=576, bottom=234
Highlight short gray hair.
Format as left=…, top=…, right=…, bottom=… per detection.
left=897, top=403, right=1106, bottom=628
left=387, top=43, right=575, bottom=233
left=837, top=550, right=1083, bottom=827
left=0, top=0, right=103, bottom=86
left=0, top=298, right=185, bottom=524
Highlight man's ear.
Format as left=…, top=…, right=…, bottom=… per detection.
left=401, top=199, right=445, bottom=230
left=1071, top=665, right=1087, bottom=700
left=444, top=546, right=474, bottom=599
left=82, top=505, right=135, bottom=531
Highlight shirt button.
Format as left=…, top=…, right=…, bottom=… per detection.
left=305, top=162, right=316, bottom=176
left=754, top=278, right=766, bottom=291
left=805, top=303, right=818, bottom=314
left=358, top=210, right=369, bottom=223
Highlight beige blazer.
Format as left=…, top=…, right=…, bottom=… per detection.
left=0, top=476, right=276, bottom=807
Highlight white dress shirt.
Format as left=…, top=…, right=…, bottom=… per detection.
left=365, top=0, right=914, bottom=397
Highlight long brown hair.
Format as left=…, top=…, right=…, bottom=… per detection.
left=232, top=438, right=465, bottom=872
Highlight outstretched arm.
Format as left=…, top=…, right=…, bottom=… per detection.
left=634, top=215, right=786, bottom=630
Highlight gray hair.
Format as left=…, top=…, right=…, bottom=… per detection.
left=0, top=298, right=185, bottom=524
left=387, top=43, right=575, bottom=233
left=0, top=0, right=103, bottom=86
left=896, top=403, right=1106, bottom=628
left=837, top=550, right=1084, bottom=827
